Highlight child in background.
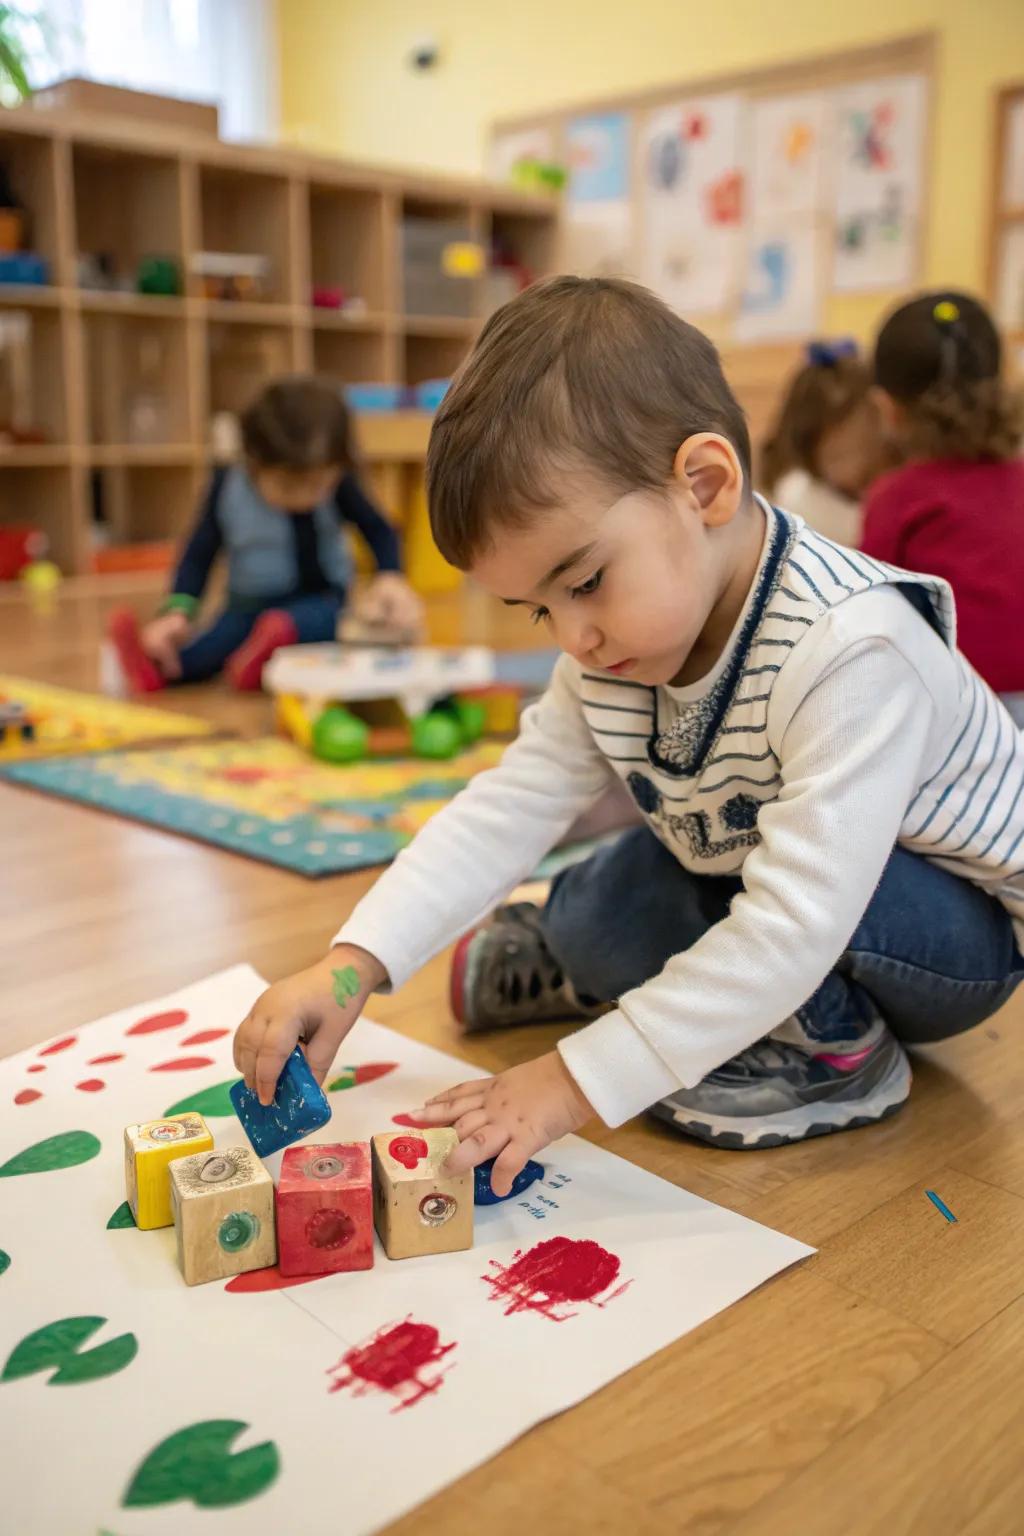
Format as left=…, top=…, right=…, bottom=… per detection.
left=232, top=278, right=1024, bottom=1194
left=761, top=340, right=890, bottom=545
left=862, top=292, right=1024, bottom=721
left=109, top=376, right=423, bottom=692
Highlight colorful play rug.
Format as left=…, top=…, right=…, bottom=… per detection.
left=0, top=675, right=212, bottom=764
left=3, top=736, right=505, bottom=876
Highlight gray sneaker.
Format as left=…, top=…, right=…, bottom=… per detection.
left=449, top=902, right=603, bottom=1032
left=650, top=1021, right=912, bottom=1149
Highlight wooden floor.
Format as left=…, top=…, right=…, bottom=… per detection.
left=3, top=577, right=1023, bottom=1536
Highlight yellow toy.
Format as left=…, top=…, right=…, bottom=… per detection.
left=123, top=1112, right=214, bottom=1231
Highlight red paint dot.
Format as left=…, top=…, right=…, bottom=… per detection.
left=148, top=1056, right=215, bottom=1073
left=126, top=1008, right=188, bottom=1037
left=38, top=1036, right=76, bottom=1057
left=76, top=1078, right=106, bottom=1093
left=88, top=1053, right=124, bottom=1065
left=26, top=1064, right=45, bottom=1074
left=14, top=1089, right=42, bottom=1105
left=327, top=1320, right=456, bottom=1410
left=179, top=1029, right=230, bottom=1047
left=224, top=1265, right=323, bottom=1294
left=388, top=1135, right=428, bottom=1171
left=354, top=1062, right=398, bottom=1085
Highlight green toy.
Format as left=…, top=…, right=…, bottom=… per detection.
left=311, top=708, right=369, bottom=764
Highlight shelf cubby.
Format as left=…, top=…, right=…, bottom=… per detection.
left=72, top=143, right=184, bottom=294
left=0, top=304, right=68, bottom=443
left=91, top=463, right=203, bottom=548
left=309, top=181, right=390, bottom=313
left=80, top=310, right=190, bottom=447
left=207, top=319, right=295, bottom=417
left=403, top=330, right=475, bottom=387
left=197, top=164, right=294, bottom=304
left=0, top=127, right=61, bottom=283
left=0, top=466, right=77, bottom=567
left=313, top=324, right=393, bottom=387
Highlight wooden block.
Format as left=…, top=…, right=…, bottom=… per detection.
left=371, top=1129, right=472, bottom=1261
left=276, top=1143, right=374, bottom=1276
left=123, top=1112, right=213, bottom=1231
left=169, top=1146, right=275, bottom=1286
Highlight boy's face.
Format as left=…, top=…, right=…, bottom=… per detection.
left=470, top=451, right=746, bottom=689
left=251, top=464, right=342, bottom=511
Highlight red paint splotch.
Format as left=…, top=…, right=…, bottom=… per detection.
left=180, top=1029, right=230, bottom=1047
left=76, top=1078, right=105, bottom=1093
left=14, top=1089, right=42, bottom=1106
left=88, top=1053, right=124, bottom=1065
left=224, top=1264, right=324, bottom=1294
left=327, top=1319, right=455, bottom=1412
left=353, top=1062, right=396, bottom=1085
left=148, top=1055, right=214, bottom=1073
left=26, top=1064, right=45, bottom=1075
left=38, top=1035, right=76, bottom=1057
left=126, top=1008, right=188, bottom=1037
left=483, top=1236, right=631, bottom=1322
left=387, top=1135, right=428, bottom=1171
left=391, top=1112, right=434, bottom=1130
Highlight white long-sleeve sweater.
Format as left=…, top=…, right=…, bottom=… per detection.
left=335, top=505, right=1024, bottom=1127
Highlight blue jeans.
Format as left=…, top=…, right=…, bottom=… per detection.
left=542, top=828, right=1024, bottom=1047
left=177, top=591, right=343, bottom=683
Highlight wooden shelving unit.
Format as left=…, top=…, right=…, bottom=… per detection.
left=0, top=105, right=559, bottom=573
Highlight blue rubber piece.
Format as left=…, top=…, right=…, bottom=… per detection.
left=474, top=1157, right=545, bottom=1205
left=229, top=1048, right=331, bottom=1158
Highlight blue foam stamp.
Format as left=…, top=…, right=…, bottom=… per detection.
left=229, top=1048, right=331, bottom=1157
left=474, top=1157, right=544, bottom=1206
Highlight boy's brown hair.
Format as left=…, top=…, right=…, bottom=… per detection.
left=427, top=275, right=751, bottom=569
left=241, top=376, right=357, bottom=472
left=760, top=347, right=873, bottom=493
left=873, top=291, right=1024, bottom=462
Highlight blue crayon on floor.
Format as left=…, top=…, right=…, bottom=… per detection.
left=230, top=1048, right=331, bottom=1158
left=925, top=1189, right=957, bottom=1223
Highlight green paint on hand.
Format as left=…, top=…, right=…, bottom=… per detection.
left=2, top=1316, right=138, bottom=1385
left=0, top=1250, right=10, bottom=1277
left=107, top=1202, right=137, bottom=1230
left=163, top=1079, right=240, bottom=1119
left=122, top=1419, right=280, bottom=1509
left=0, top=1130, right=101, bottom=1178
left=332, top=965, right=360, bottom=1006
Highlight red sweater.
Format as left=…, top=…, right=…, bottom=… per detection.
left=861, top=458, right=1024, bottom=693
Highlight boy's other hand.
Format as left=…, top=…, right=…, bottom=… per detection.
left=141, top=611, right=192, bottom=679
left=356, top=572, right=425, bottom=639
left=408, top=1052, right=595, bottom=1197
left=233, top=945, right=387, bottom=1106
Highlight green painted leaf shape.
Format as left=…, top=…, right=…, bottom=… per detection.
left=2, top=1315, right=138, bottom=1385
left=0, top=1130, right=101, bottom=1178
left=123, top=1419, right=280, bottom=1509
left=107, top=1202, right=136, bottom=1230
left=0, top=1250, right=9, bottom=1277
left=163, top=1079, right=240, bottom=1118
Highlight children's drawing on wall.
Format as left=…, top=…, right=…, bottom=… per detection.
left=564, top=111, right=632, bottom=278
left=832, top=74, right=926, bottom=292
left=748, top=91, right=828, bottom=220
left=489, top=125, right=561, bottom=193
left=734, top=220, right=823, bottom=343
left=641, top=94, right=745, bottom=315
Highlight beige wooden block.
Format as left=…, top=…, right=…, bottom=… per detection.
left=169, top=1145, right=275, bottom=1286
left=371, top=1128, right=472, bottom=1261
left=123, top=1112, right=214, bottom=1230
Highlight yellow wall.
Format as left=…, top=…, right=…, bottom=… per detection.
left=278, top=0, right=1024, bottom=335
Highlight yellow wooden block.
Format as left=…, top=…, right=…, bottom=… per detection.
left=123, top=1113, right=214, bottom=1230
left=371, top=1128, right=473, bottom=1260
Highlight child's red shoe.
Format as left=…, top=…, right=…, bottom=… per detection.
left=107, top=608, right=164, bottom=693
left=225, top=610, right=299, bottom=692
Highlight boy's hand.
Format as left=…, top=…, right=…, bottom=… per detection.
left=357, top=572, right=425, bottom=639
left=233, top=945, right=387, bottom=1106
left=408, top=1052, right=595, bottom=1197
left=141, top=611, right=192, bottom=679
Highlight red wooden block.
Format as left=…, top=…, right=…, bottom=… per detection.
left=276, top=1143, right=374, bottom=1277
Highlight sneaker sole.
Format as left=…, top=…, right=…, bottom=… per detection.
left=651, top=1046, right=912, bottom=1150
left=449, top=928, right=475, bottom=1029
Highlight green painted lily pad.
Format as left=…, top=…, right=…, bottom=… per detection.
left=0, top=1130, right=101, bottom=1178
left=2, top=1316, right=138, bottom=1385
left=163, top=1079, right=240, bottom=1119
left=123, top=1419, right=280, bottom=1509
left=106, top=1202, right=136, bottom=1230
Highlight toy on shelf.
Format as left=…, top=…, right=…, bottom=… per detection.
left=265, top=642, right=499, bottom=765
left=371, top=1129, right=473, bottom=1261
left=0, top=697, right=38, bottom=750
left=170, top=1146, right=276, bottom=1286
left=277, top=1143, right=374, bottom=1276
left=124, top=1113, right=214, bottom=1231
left=191, top=250, right=269, bottom=302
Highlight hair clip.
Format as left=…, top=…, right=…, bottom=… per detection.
left=933, top=299, right=960, bottom=326
left=805, top=338, right=859, bottom=368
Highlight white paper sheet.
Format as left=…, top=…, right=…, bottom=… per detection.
left=489, top=125, right=555, bottom=185
left=735, top=217, right=824, bottom=342
left=748, top=91, right=829, bottom=220
left=640, top=94, right=745, bottom=316
left=0, top=965, right=812, bottom=1535
left=565, top=110, right=634, bottom=276
left=832, top=73, right=927, bottom=293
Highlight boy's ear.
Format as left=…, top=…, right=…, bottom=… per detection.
left=869, top=386, right=905, bottom=437
left=672, top=433, right=744, bottom=526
